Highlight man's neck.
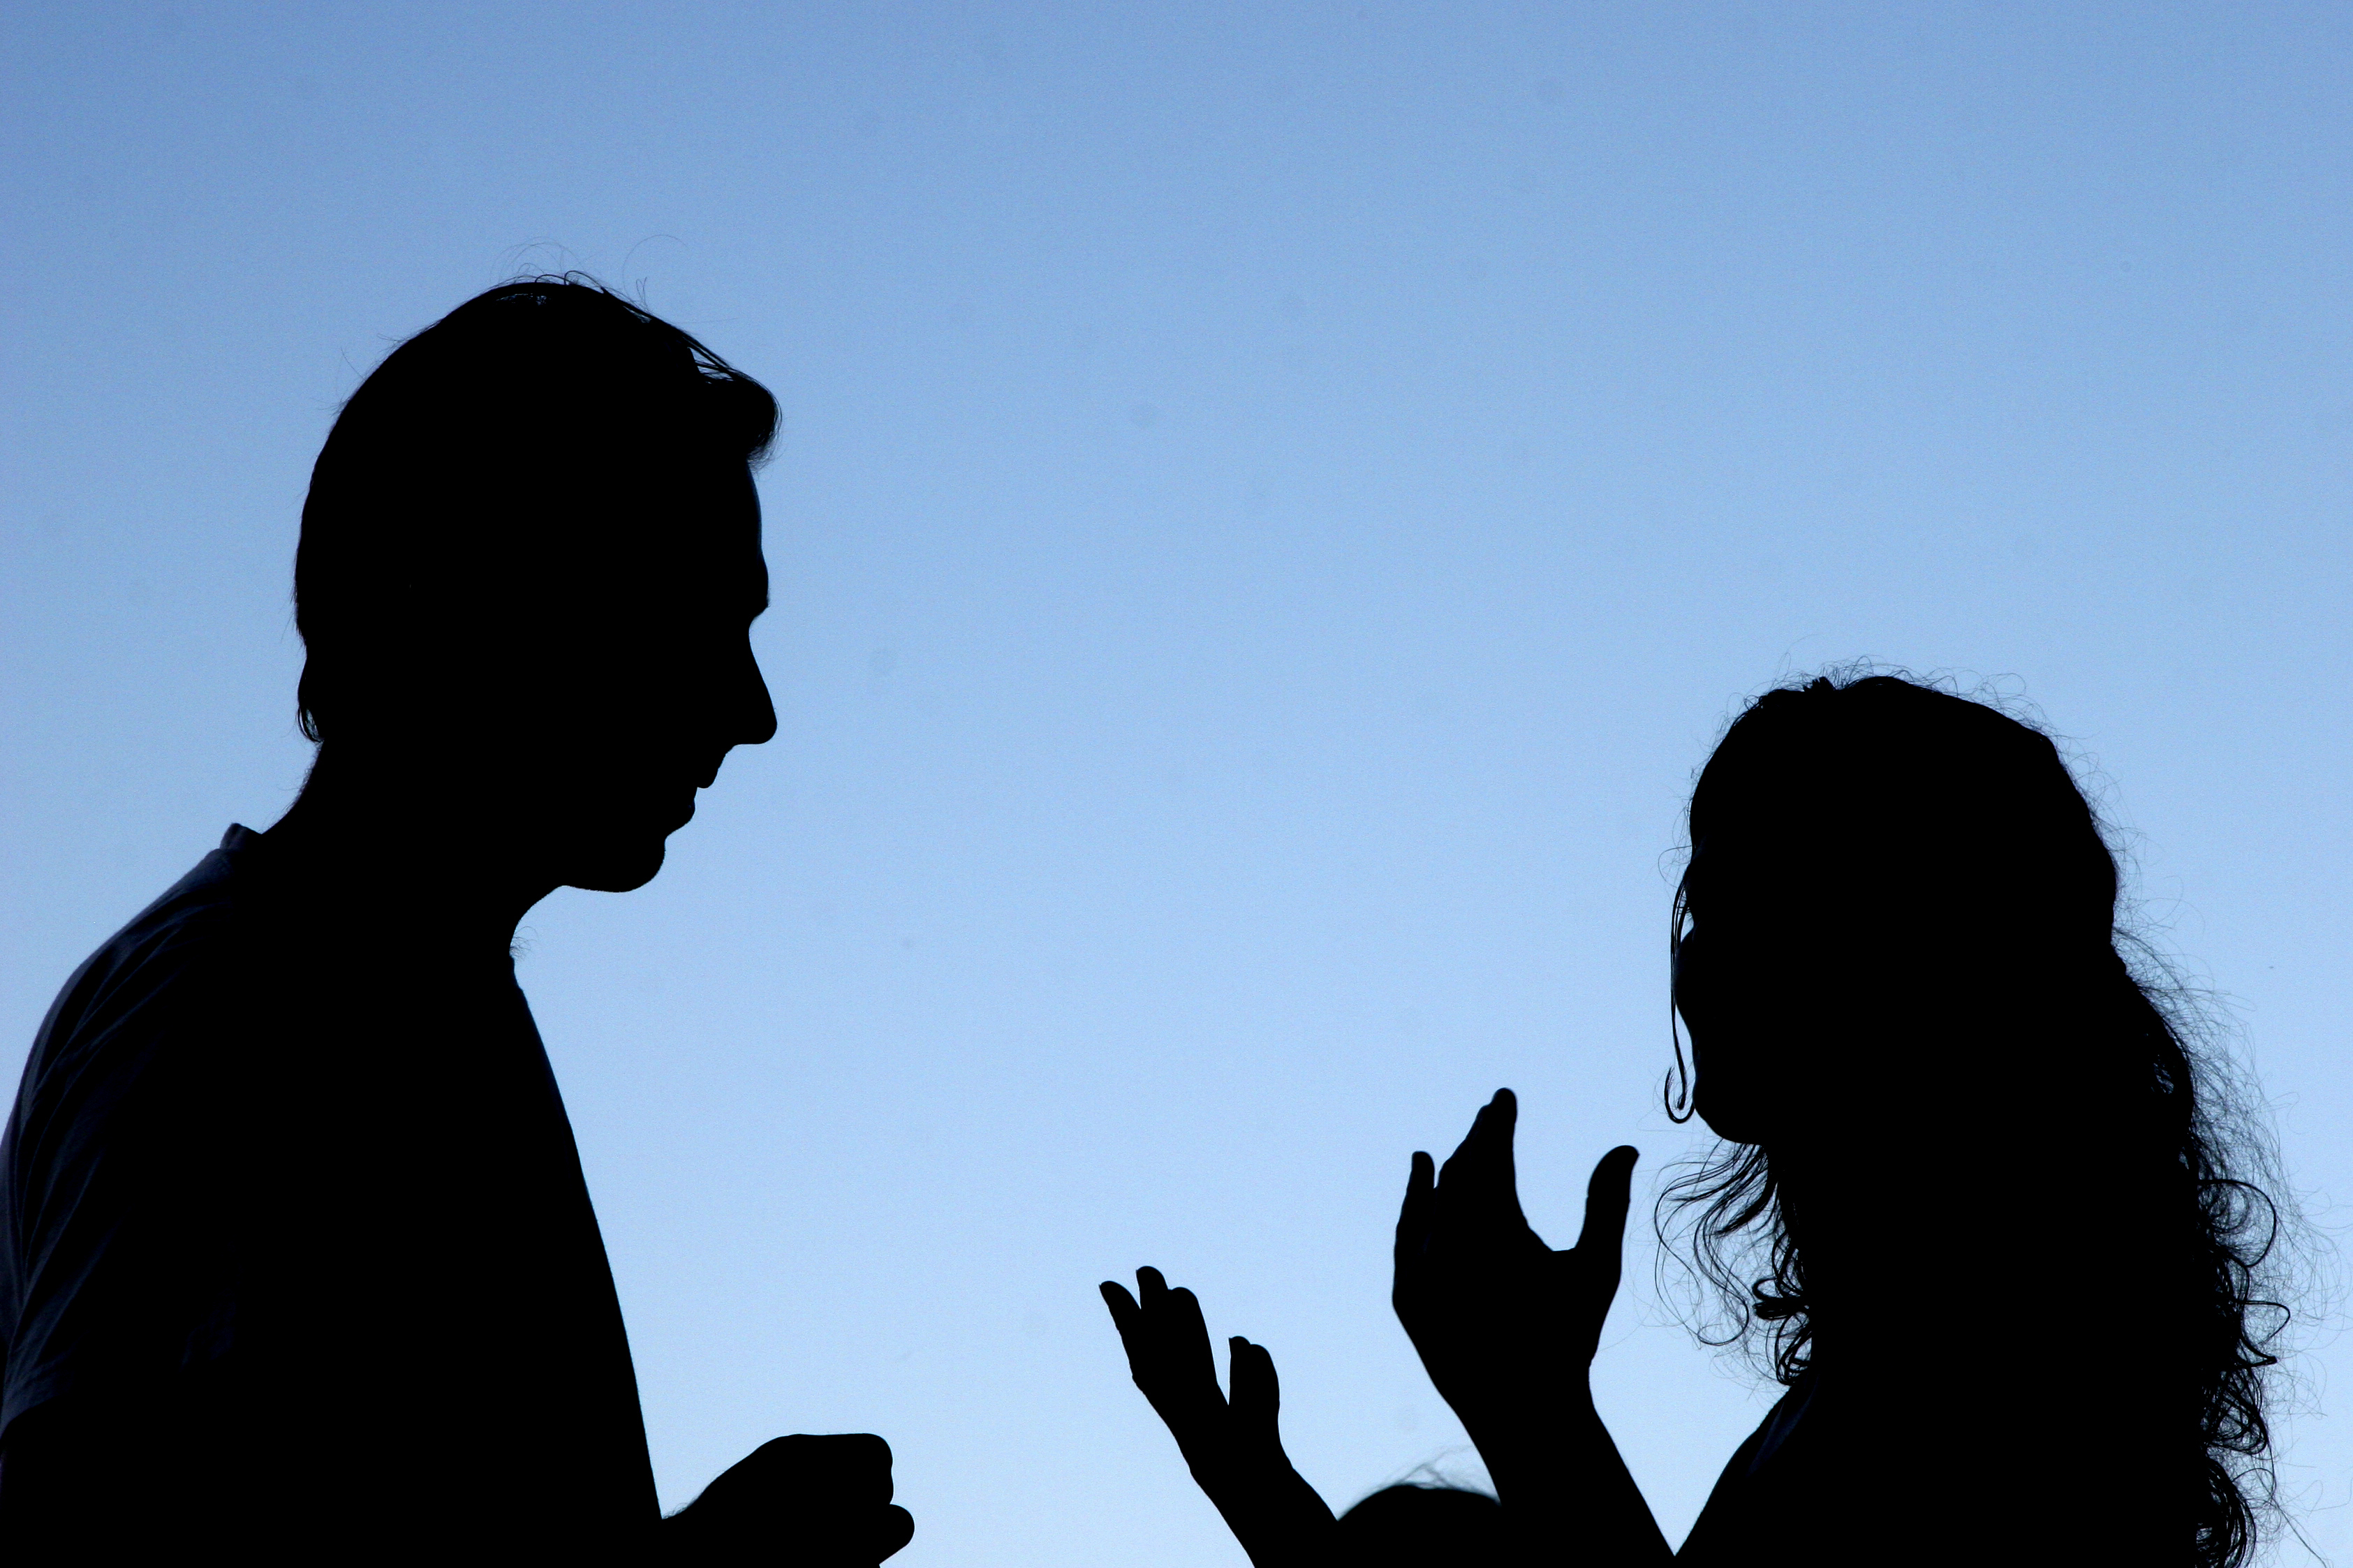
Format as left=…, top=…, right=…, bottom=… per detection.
left=267, top=748, right=557, bottom=955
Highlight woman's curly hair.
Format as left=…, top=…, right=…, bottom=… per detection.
left=1655, top=672, right=2289, bottom=1568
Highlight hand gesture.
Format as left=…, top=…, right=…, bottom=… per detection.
left=1100, top=1268, right=1334, bottom=1567
left=661, top=1433, right=913, bottom=1567
left=1392, top=1090, right=1637, bottom=1437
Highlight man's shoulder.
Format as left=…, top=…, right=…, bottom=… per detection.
left=12, top=829, right=265, bottom=1123
left=0, top=831, right=280, bottom=1446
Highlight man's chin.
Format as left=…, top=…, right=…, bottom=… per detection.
left=564, top=838, right=670, bottom=894
left=554, top=793, right=696, bottom=894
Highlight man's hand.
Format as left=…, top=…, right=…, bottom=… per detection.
left=661, top=1434, right=913, bottom=1567
left=1392, top=1090, right=1637, bottom=1437
left=1100, top=1268, right=1334, bottom=1568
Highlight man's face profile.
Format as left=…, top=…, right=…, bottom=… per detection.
left=492, top=459, right=779, bottom=894
left=286, top=284, right=790, bottom=905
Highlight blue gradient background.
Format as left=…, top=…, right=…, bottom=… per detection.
left=6, top=4, right=2352, bottom=1562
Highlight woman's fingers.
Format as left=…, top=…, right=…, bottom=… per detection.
left=1394, top=1151, right=1436, bottom=1252
left=1438, top=1089, right=1523, bottom=1216
left=1438, top=1090, right=1511, bottom=1191
left=1392, top=1151, right=1438, bottom=1322
left=1572, top=1146, right=1640, bottom=1255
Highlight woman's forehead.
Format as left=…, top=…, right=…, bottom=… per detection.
left=1685, top=814, right=1893, bottom=894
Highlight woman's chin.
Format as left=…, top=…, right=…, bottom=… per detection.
left=1693, top=1090, right=1773, bottom=1146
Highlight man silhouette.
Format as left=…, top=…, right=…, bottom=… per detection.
left=0, top=279, right=914, bottom=1562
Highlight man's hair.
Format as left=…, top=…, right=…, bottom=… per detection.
left=293, top=276, right=779, bottom=743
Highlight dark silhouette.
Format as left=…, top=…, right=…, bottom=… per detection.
left=1394, top=674, right=2287, bottom=1566
left=0, top=279, right=913, bottom=1563
left=1101, top=1267, right=1509, bottom=1567
left=1332, top=1481, right=1506, bottom=1564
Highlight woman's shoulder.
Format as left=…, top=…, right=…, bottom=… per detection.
left=1675, top=1371, right=1845, bottom=1565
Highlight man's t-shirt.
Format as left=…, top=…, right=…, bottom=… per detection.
left=0, top=826, right=659, bottom=1548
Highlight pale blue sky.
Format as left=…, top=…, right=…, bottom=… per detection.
left=5, top=4, right=2352, bottom=1562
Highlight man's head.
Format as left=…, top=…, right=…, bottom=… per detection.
left=294, top=277, right=780, bottom=892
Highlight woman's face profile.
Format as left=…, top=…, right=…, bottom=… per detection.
left=1675, top=817, right=1889, bottom=1146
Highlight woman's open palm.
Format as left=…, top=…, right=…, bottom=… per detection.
left=1392, top=1090, right=1638, bottom=1433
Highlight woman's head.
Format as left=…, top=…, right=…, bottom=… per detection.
left=1660, top=670, right=2285, bottom=1567
left=1671, top=674, right=2120, bottom=1146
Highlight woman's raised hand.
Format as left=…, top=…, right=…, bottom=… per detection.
left=1392, top=1090, right=1639, bottom=1437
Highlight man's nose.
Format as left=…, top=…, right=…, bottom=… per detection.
left=735, top=648, right=778, bottom=747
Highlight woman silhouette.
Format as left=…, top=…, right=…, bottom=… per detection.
left=1394, top=674, right=2286, bottom=1567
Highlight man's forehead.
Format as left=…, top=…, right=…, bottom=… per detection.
left=550, top=515, right=767, bottom=615
left=575, top=461, right=762, bottom=543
